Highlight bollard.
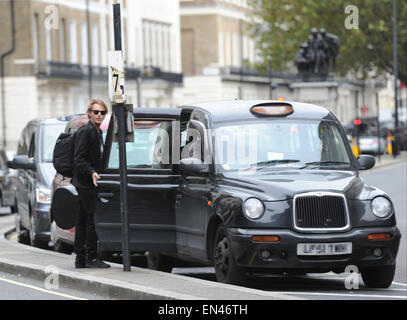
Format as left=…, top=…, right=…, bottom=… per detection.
left=386, top=132, right=394, bottom=155
left=351, top=137, right=359, bottom=158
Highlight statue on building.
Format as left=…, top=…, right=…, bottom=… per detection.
left=295, top=28, right=340, bottom=78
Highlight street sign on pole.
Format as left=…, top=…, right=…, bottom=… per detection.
left=111, top=2, right=131, bottom=272
left=108, top=51, right=125, bottom=104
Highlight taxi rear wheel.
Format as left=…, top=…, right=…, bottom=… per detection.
left=146, top=252, right=173, bottom=273
left=213, top=224, right=246, bottom=286
left=361, top=265, right=395, bottom=288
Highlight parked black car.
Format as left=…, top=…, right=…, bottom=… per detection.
left=8, top=118, right=67, bottom=248
left=53, top=101, right=400, bottom=288
left=0, top=149, right=18, bottom=212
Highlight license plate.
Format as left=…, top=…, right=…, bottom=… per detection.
left=297, top=242, right=352, bottom=256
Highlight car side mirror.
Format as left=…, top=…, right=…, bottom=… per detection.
left=11, top=155, right=36, bottom=171
left=179, top=157, right=210, bottom=175
left=358, top=155, right=375, bottom=170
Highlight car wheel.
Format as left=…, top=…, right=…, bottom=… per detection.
left=11, top=199, right=17, bottom=214
left=54, top=240, right=73, bottom=254
left=15, top=211, right=30, bottom=244
left=29, top=214, right=48, bottom=249
left=213, top=223, right=246, bottom=285
left=361, top=265, right=395, bottom=288
left=146, top=252, right=173, bottom=272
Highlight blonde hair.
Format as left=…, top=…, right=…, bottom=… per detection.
left=87, top=98, right=108, bottom=118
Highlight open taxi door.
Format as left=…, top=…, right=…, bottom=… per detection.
left=94, top=108, right=181, bottom=255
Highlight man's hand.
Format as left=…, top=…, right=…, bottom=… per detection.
left=92, top=172, right=101, bottom=187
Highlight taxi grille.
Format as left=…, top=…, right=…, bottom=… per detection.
left=294, top=193, right=349, bottom=231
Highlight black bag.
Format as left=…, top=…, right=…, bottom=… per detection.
left=53, top=132, right=75, bottom=177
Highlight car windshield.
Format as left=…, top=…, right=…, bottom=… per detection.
left=41, top=123, right=67, bottom=162
left=214, top=120, right=352, bottom=171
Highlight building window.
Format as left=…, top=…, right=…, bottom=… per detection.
left=81, top=22, right=89, bottom=65
left=218, top=31, right=225, bottom=66
left=60, top=18, right=67, bottom=61
left=45, top=24, right=52, bottom=61
left=225, top=32, right=231, bottom=66
left=92, top=24, right=99, bottom=66
left=69, top=20, right=78, bottom=63
left=142, top=19, right=172, bottom=71
left=33, top=14, right=40, bottom=61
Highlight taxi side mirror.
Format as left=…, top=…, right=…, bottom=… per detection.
left=10, top=155, right=36, bottom=171
left=358, top=155, right=375, bottom=170
left=180, top=158, right=210, bottom=175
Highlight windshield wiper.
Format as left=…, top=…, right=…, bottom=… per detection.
left=244, top=159, right=300, bottom=171
left=300, top=161, right=351, bottom=169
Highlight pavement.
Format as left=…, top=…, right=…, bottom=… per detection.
left=0, top=214, right=297, bottom=300
left=0, top=152, right=405, bottom=300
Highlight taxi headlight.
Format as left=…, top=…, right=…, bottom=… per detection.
left=371, top=197, right=392, bottom=218
left=243, top=198, right=265, bottom=220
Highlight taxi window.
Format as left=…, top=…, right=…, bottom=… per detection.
left=107, top=120, right=173, bottom=169
left=214, top=120, right=351, bottom=171
left=41, top=123, right=67, bottom=162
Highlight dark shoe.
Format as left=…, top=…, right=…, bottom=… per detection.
left=75, top=259, right=86, bottom=269
left=86, top=258, right=111, bottom=269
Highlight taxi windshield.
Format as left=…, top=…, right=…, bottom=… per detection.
left=214, top=120, right=352, bottom=171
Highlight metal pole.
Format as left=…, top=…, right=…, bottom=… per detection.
left=393, top=0, right=399, bottom=130
left=238, top=19, right=243, bottom=100
left=86, top=0, right=92, bottom=99
left=113, top=3, right=131, bottom=272
left=376, top=92, right=381, bottom=162
left=268, top=57, right=273, bottom=100
left=137, top=76, right=142, bottom=107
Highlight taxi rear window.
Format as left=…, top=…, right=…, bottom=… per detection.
left=107, top=120, right=172, bottom=169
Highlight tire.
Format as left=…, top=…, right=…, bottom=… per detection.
left=146, top=252, right=173, bottom=273
left=15, top=211, right=30, bottom=245
left=361, top=265, right=395, bottom=288
left=29, top=214, right=48, bottom=249
left=54, top=240, right=73, bottom=254
left=213, top=224, right=246, bottom=285
left=11, top=199, right=17, bottom=214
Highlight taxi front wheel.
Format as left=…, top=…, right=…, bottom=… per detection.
left=213, top=224, right=246, bottom=286
left=361, top=265, right=395, bottom=288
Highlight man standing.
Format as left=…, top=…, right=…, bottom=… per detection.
left=72, top=99, right=110, bottom=269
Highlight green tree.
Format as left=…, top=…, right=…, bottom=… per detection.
left=249, top=0, right=407, bottom=83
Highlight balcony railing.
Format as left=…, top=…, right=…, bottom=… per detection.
left=36, top=61, right=183, bottom=84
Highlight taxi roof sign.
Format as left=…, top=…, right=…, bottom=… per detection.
left=250, top=102, right=294, bottom=117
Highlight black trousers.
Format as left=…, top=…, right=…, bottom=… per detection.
left=74, top=187, right=98, bottom=261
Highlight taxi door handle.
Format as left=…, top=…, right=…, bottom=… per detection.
left=98, top=193, right=113, bottom=203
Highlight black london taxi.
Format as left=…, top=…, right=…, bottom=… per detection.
left=52, top=101, right=401, bottom=288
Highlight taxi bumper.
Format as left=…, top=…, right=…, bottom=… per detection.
left=228, top=226, right=401, bottom=273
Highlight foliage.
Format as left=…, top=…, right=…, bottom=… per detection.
left=249, top=0, right=407, bottom=83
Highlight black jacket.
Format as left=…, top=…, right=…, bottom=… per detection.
left=72, top=121, right=103, bottom=189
